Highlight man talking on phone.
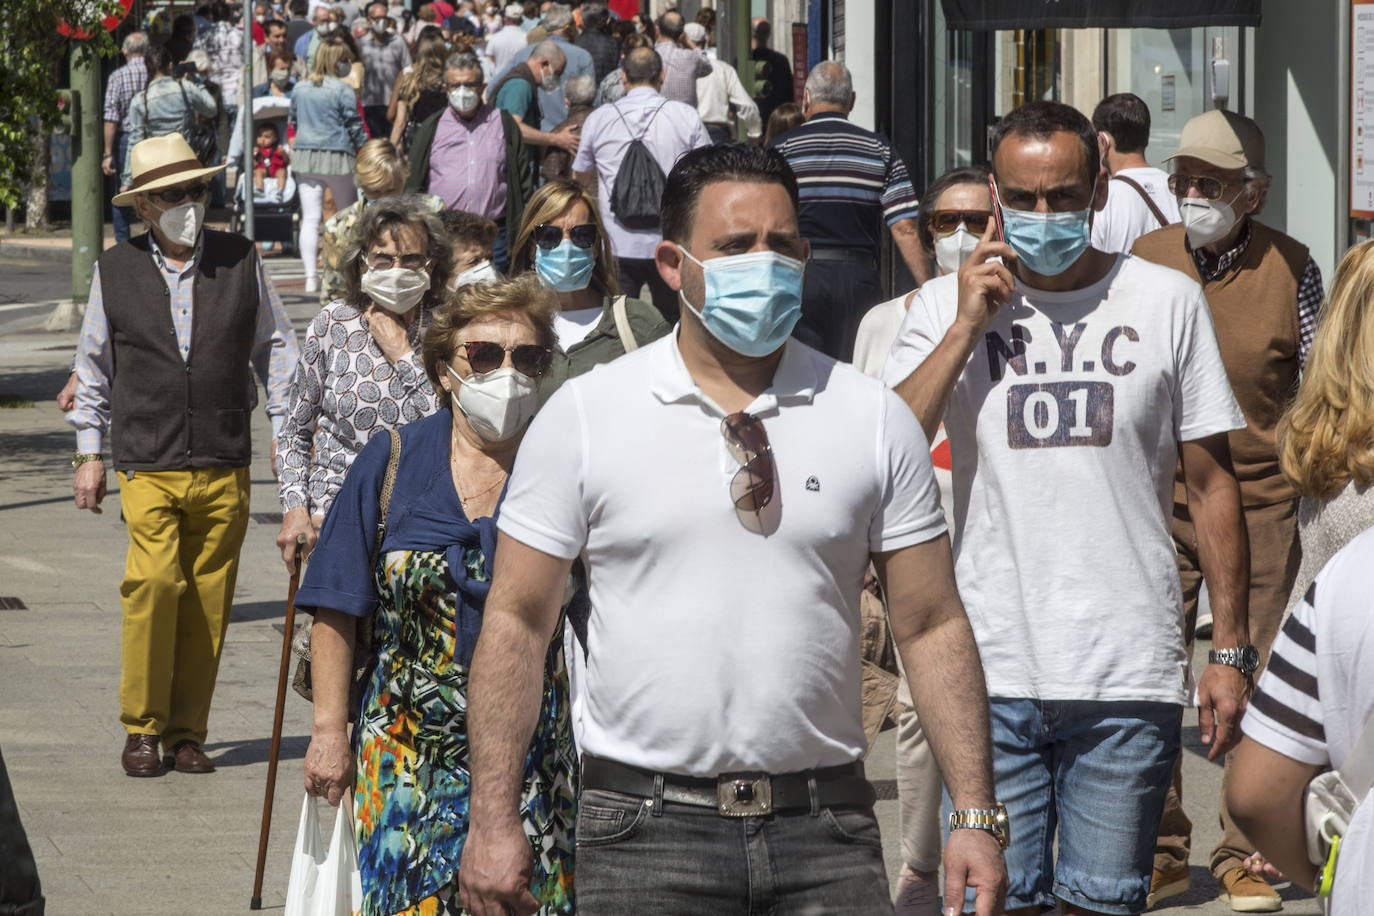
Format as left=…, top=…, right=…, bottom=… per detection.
left=883, top=101, right=1253, bottom=916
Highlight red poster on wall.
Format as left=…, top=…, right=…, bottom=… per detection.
left=607, top=0, right=639, bottom=21
left=792, top=23, right=808, bottom=103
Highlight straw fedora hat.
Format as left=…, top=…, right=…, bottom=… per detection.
left=112, top=133, right=226, bottom=207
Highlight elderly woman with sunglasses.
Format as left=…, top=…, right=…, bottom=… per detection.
left=510, top=179, right=669, bottom=402
left=274, top=194, right=449, bottom=572
left=296, top=274, right=576, bottom=916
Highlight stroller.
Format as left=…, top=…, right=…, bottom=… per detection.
left=229, top=96, right=299, bottom=253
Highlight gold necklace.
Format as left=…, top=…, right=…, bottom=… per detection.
left=451, top=458, right=506, bottom=505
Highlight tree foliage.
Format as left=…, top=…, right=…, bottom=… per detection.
left=0, top=1, right=123, bottom=211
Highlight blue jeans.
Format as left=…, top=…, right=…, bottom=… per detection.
left=947, top=698, right=1181, bottom=915
left=575, top=787, right=892, bottom=914
left=111, top=132, right=135, bottom=242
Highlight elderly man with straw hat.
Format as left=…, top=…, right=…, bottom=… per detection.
left=68, top=133, right=299, bottom=778
left=1132, top=109, right=1325, bottom=912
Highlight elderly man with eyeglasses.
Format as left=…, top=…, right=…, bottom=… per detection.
left=1131, top=110, right=1325, bottom=914
left=68, top=133, right=298, bottom=779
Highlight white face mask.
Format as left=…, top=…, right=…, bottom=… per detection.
left=449, top=86, right=480, bottom=113
left=449, top=364, right=538, bottom=442
left=1180, top=192, right=1243, bottom=248
left=361, top=266, right=430, bottom=314
left=156, top=201, right=206, bottom=247
left=539, top=63, right=560, bottom=92
left=370, top=18, right=387, bottom=33
left=317, top=20, right=337, bottom=34
left=449, top=259, right=499, bottom=290
left=934, top=226, right=980, bottom=276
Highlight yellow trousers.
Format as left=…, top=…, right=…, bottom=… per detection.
left=118, top=467, right=250, bottom=748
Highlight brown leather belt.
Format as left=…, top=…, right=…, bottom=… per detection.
left=580, top=754, right=876, bottom=817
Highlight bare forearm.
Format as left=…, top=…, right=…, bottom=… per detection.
left=1228, top=740, right=1319, bottom=890
left=893, top=322, right=979, bottom=442
left=103, top=121, right=117, bottom=157
left=468, top=608, right=549, bottom=830
left=1188, top=461, right=1250, bottom=647
left=891, top=220, right=932, bottom=285
left=310, top=607, right=357, bottom=732
left=898, top=612, right=996, bottom=809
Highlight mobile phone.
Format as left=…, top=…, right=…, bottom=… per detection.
left=987, top=174, right=1006, bottom=242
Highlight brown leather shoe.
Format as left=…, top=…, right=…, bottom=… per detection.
left=168, top=741, right=215, bottom=774
left=121, top=734, right=165, bottom=777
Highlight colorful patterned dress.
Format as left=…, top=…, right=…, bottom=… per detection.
left=351, top=543, right=577, bottom=916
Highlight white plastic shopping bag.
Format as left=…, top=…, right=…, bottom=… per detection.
left=284, top=794, right=363, bottom=916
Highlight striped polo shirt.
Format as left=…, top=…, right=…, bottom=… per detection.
left=767, top=111, right=921, bottom=257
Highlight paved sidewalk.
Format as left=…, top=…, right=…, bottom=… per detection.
left=0, top=259, right=1320, bottom=915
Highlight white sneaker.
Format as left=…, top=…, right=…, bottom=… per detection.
left=304, top=277, right=319, bottom=293
left=1196, top=610, right=1214, bottom=639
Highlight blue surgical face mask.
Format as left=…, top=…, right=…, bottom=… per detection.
left=535, top=239, right=596, bottom=292
left=678, top=247, right=805, bottom=358
left=998, top=176, right=1098, bottom=277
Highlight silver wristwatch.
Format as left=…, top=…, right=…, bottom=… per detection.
left=948, top=802, right=1010, bottom=849
left=1208, top=644, right=1260, bottom=677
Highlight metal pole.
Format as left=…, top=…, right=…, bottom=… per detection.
left=242, top=5, right=255, bottom=239
left=71, top=42, right=103, bottom=303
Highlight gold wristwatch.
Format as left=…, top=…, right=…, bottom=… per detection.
left=948, top=803, right=1010, bottom=849
left=72, top=451, right=103, bottom=468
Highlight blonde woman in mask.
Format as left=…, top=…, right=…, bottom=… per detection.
left=297, top=274, right=576, bottom=916
left=289, top=34, right=368, bottom=292
left=852, top=165, right=990, bottom=378
left=855, top=163, right=990, bottom=916
left=275, top=195, right=448, bottom=571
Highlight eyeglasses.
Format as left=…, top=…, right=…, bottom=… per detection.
left=534, top=223, right=598, bottom=251
left=930, top=210, right=992, bottom=235
left=458, top=340, right=553, bottom=378
left=368, top=251, right=429, bottom=270
left=1167, top=173, right=1227, bottom=200
left=722, top=411, right=775, bottom=515
left=151, top=183, right=209, bottom=205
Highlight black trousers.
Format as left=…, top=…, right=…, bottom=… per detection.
left=0, top=746, right=44, bottom=916
left=616, top=257, right=678, bottom=325
left=796, top=253, right=883, bottom=361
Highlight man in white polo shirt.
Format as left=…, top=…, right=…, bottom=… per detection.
left=459, top=144, right=1009, bottom=915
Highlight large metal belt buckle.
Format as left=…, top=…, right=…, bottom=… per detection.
left=716, top=772, right=772, bottom=817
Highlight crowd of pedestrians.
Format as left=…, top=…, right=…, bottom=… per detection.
left=37, top=3, right=1372, bottom=916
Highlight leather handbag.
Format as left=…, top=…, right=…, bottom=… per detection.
left=290, top=429, right=401, bottom=721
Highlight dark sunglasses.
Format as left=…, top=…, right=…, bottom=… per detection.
left=534, top=223, right=598, bottom=251
left=151, top=183, right=209, bottom=205
left=459, top=340, right=552, bottom=378
left=930, top=210, right=992, bottom=235
left=1167, top=173, right=1227, bottom=200
left=722, top=411, right=775, bottom=516
left=368, top=251, right=429, bottom=271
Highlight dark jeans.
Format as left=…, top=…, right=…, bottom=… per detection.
left=615, top=256, right=677, bottom=325
left=111, top=132, right=135, bottom=243
left=363, top=104, right=391, bottom=142
left=0, top=746, right=44, bottom=916
left=575, top=787, right=891, bottom=914
left=797, top=253, right=883, bottom=361
left=705, top=123, right=732, bottom=145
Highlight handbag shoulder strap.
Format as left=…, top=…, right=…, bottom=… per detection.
left=371, top=428, right=402, bottom=568
left=611, top=294, right=638, bottom=352
left=1338, top=706, right=1374, bottom=799
left=1112, top=173, right=1170, bottom=228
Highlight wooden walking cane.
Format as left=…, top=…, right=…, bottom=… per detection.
left=251, top=536, right=305, bottom=910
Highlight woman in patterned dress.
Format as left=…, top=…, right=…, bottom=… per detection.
left=296, top=275, right=576, bottom=916
left=274, top=194, right=450, bottom=573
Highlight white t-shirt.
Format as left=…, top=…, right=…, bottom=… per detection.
left=1243, top=526, right=1374, bottom=915
left=552, top=306, right=602, bottom=350
left=1091, top=166, right=1182, bottom=254
left=852, top=293, right=909, bottom=378
left=882, top=255, right=1245, bottom=704
left=499, top=334, right=948, bottom=776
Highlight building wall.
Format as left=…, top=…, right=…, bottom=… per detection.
left=1253, top=1, right=1345, bottom=281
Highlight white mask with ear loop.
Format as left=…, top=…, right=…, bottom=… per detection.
left=934, top=226, right=980, bottom=275
left=1180, top=190, right=1245, bottom=248
left=153, top=201, right=206, bottom=247
left=448, top=364, right=538, bottom=442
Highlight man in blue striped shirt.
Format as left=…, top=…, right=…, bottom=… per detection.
left=769, top=61, right=929, bottom=360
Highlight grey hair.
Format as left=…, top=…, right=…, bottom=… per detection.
left=445, top=51, right=484, bottom=76
left=805, top=61, right=852, bottom=106
left=531, top=40, right=566, bottom=68
left=341, top=194, right=453, bottom=312
left=123, top=31, right=148, bottom=55
left=351, top=16, right=368, bottom=31
left=186, top=48, right=211, bottom=74
left=543, top=2, right=573, bottom=32
left=563, top=73, right=595, bottom=106
left=1243, top=164, right=1273, bottom=215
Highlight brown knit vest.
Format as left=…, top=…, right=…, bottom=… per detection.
left=1131, top=221, right=1308, bottom=508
